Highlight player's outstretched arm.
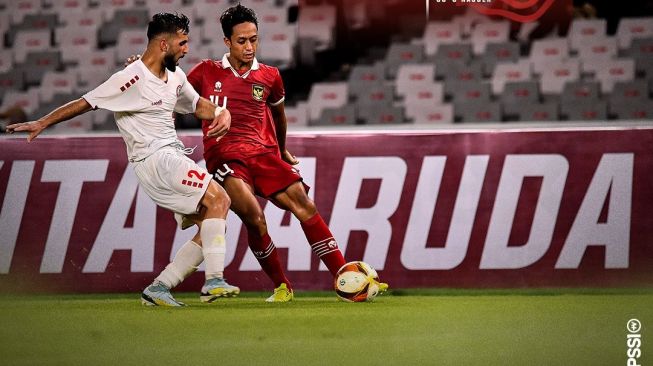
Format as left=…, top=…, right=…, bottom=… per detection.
left=5, top=98, right=93, bottom=142
left=195, top=96, right=231, bottom=139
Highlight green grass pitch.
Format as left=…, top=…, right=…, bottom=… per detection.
left=0, top=288, right=651, bottom=366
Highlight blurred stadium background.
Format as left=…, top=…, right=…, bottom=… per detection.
left=1, top=1, right=652, bottom=365
left=0, top=0, right=652, bottom=130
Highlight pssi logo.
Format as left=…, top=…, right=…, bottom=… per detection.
left=626, top=319, right=642, bottom=366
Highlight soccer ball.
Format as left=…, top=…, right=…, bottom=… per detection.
left=334, top=261, right=382, bottom=302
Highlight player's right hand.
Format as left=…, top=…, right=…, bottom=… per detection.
left=5, top=120, right=46, bottom=142
left=124, top=54, right=141, bottom=67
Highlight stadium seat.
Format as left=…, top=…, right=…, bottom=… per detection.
left=406, top=103, right=453, bottom=125
left=491, top=60, right=532, bottom=94
left=1, top=88, right=40, bottom=117
left=0, top=72, right=26, bottom=103
left=50, top=113, right=94, bottom=133
left=91, top=108, right=116, bottom=131
left=6, top=13, right=58, bottom=47
left=637, top=57, right=653, bottom=79
left=259, top=24, right=297, bottom=69
left=403, top=83, right=444, bottom=108
left=513, top=101, right=559, bottom=122
left=433, top=43, right=472, bottom=66
left=562, top=100, right=608, bottom=121
left=616, top=17, right=653, bottom=49
left=101, top=0, right=142, bottom=22
left=530, top=38, right=569, bottom=74
left=256, top=6, right=289, bottom=38
left=307, top=82, right=348, bottom=121
left=192, top=0, right=232, bottom=25
left=568, top=19, right=607, bottom=51
left=609, top=100, right=653, bottom=120
left=594, top=58, right=635, bottom=93
left=432, top=43, right=473, bottom=79
left=627, top=37, right=653, bottom=74
left=55, top=25, right=98, bottom=64
left=98, top=8, right=149, bottom=47
left=38, top=70, right=77, bottom=103
left=361, top=105, right=405, bottom=125
left=21, top=51, right=62, bottom=87
left=314, top=105, right=357, bottom=126
left=395, top=63, right=434, bottom=97
left=471, top=21, right=510, bottom=55
left=422, top=21, right=462, bottom=56
left=57, top=7, right=103, bottom=30
left=178, top=45, right=211, bottom=73
left=608, top=80, right=650, bottom=116
left=561, top=81, right=602, bottom=104
left=284, top=102, right=308, bottom=127
left=47, top=0, right=88, bottom=13
left=6, top=0, right=40, bottom=24
left=540, top=59, right=580, bottom=95
left=76, top=48, right=117, bottom=90
left=116, top=29, right=149, bottom=66
left=456, top=101, right=501, bottom=123
left=453, top=81, right=492, bottom=103
left=13, top=30, right=51, bottom=63
left=501, top=81, right=540, bottom=117
left=146, top=0, right=184, bottom=15
left=347, top=63, right=385, bottom=99
left=385, top=43, right=425, bottom=79
left=442, top=62, right=484, bottom=96
left=355, top=84, right=394, bottom=107
left=297, top=4, right=336, bottom=51
left=200, top=12, right=224, bottom=46
left=0, top=52, right=12, bottom=73
left=578, top=37, right=618, bottom=74
left=482, top=41, right=520, bottom=77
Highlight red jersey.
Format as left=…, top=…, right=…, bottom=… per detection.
left=187, top=54, right=285, bottom=172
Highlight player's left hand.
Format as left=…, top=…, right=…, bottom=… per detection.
left=5, top=120, right=46, bottom=142
left=207, top=108, right=231, bottom=140
left=282, top=149, right=299, bottom=165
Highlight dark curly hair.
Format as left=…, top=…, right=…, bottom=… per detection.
left=220, top=4, right=258, bottom=39
left=147, top=12, right=190, bottom=41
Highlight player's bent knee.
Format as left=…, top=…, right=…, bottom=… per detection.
left=203, top=181, right=231, bottom=215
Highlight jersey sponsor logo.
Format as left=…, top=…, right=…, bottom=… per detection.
left=151, top=99, right=163, bottom=106
left=252, top=84, right=264, bottom=101
left=119, top=75, right=139, bottom=92
left=214, top=81, right=222, bottom=92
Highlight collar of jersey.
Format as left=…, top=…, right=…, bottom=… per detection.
left=221, top=53, right=259, bottom=79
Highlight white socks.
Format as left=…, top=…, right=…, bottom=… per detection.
left=155, top=240, right=203, bottom=289
left=200, top=218, right=227, bottom=280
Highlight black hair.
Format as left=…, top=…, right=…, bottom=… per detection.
left=220, top=4, right=258, bottom=39
left=146, top=12, right=190, bottom=41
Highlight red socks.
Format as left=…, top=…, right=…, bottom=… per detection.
left=248, top=229, right=292, bottom=290
left=301, top=213, right=346, bottom=276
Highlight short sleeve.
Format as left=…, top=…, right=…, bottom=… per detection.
left=82, top=69, right=145, bottom=112
left=268, top=67, right=285, bottom=106
left=186, top=60, right=205, bottom=93
left=174, top=68, right=200, bottom=114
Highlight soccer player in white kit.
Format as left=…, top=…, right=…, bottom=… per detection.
left=6, top=13, right=239, bottom=306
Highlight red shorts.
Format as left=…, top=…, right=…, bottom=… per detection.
left=212, top=151, right=308, bottom=198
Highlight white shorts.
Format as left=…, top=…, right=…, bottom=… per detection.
left=133, top=147, right=212, bottom=216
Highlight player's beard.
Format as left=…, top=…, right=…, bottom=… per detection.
left=164, top=53, right=177, bottom=72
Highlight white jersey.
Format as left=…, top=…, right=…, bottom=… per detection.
left=83, top=60, right=200, bottom=162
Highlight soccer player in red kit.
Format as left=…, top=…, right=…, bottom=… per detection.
left=186, top=4, right=381, bottom=302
